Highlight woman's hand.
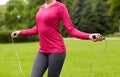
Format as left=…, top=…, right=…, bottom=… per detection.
left=11, top=31, right=20, bottom=39
left=89, top=33, right=104, bottom=42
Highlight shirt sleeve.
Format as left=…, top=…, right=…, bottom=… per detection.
left=20, top=26, right=38, bottom=36
left=59, top=4, right=90, bottom=40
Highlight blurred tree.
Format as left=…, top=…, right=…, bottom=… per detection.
left=0, top=5, right=6, bottom=27
left=108, top=0, right=120, bottom=20
left=79, top=0, right=98, bottom=33
left=0, top=6, right=4, bottom=27
left=72, top=0, right=85, bottom=30
left=72, top=0, right=99, bottom=33
left=72, top=0, right=117, bottom=34
left=4, top=0, right=26, bottom=30
left=108, top=0, right=120, bottom=31
left=95, top=0, right=117, bottom=34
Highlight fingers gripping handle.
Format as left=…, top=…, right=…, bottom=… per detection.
left=13, top=33, right=17, bottom=36
left=92, top=35, right=105, bottom=40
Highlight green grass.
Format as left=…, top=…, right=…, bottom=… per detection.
left=0, top=39, right=120, bottom=77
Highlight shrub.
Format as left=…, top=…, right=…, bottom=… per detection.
left=0, top=30, right=38, bottom=43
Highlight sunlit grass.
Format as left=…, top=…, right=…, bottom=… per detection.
left=0, top=39, right=120, bottom=77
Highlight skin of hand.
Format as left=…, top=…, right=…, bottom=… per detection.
left=11, top=31, right=20, bottom=39
left=89, top=33, right=103, bottom=42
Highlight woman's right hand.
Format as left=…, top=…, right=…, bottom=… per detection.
left=11, top=31, right=20, bottom=39
left=89, top=33, right=104, bottom=42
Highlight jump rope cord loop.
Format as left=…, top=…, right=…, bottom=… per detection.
left=90, top=39, right=108, bottom=77
left=11, top=39, right=25, bottom=77
left=11, top=36, right=107, bottom=77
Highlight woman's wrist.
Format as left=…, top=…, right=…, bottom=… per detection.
left=89, top=34, right=93, bottom=40
left=16, top=30, right=20, bottom=35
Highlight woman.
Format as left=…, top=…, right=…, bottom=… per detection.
left=11, top=0, right=103, bottom=77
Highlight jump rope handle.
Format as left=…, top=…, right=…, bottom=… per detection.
left=92, top=35, right=105, bottom=40
left=13, top=33, right=17, bottom=36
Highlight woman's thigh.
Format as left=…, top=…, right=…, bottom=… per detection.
left=48, top=53, right=66, bottom=77
left=31, top=52, right=48, bottom=77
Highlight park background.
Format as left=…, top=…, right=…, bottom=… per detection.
left=0, top=0, right=120, bottom=77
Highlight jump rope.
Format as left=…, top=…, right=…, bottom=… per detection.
left=11, top=34, right=107, bottom=77
left=11, top=38, right=26, bottom=77
left=89, top=35, right=107, bottom=77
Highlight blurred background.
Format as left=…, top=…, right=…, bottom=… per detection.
left=0, top=0, right=120, bottom=77
left=0, top=0, right=120, bottom=43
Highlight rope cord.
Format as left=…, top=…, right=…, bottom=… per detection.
left=89, top=39, right=108, bottom=77
left=11, top=38, right=107, bottom=77
left=11, top=39, right=25, bottom=77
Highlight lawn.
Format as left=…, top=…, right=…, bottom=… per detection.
left=0, top=38, right=120, bottom=77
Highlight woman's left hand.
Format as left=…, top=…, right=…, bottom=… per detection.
left=89, top=33, right=104, bottom=42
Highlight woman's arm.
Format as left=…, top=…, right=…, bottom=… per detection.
left=20, top=26, right=38, bottom=36
left=59, top=4, right=90, bottom=40
left=11, top=26, right=38, bottom=38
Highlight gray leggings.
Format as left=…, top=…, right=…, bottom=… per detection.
left=31, top=52, right=66, bottom=77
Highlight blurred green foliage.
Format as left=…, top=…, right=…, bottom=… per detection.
left=107, top=0, right=120, bottom=31
left=0, top=0, right=119, bottom=43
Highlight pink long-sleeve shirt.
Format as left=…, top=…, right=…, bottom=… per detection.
left=20, top=1, right=90, bottom=53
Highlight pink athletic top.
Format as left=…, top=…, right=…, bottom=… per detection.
left=20, top=1, right=90, bottom=53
